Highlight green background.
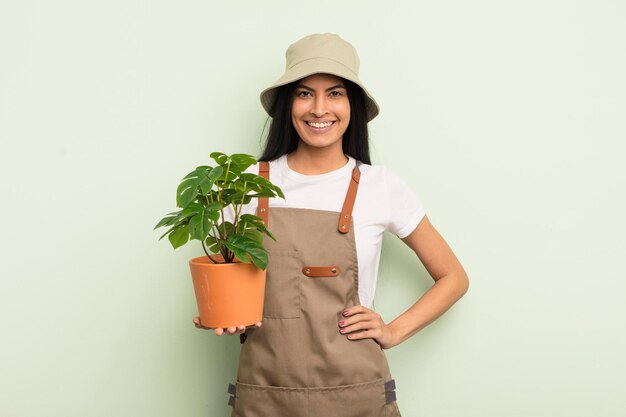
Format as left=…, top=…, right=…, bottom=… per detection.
left=1, top=1, right=625, bottom=416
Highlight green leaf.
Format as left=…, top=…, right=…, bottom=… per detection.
left=238, top=173, right=265, bottom=185
left=205, top=236, right=220, bottom=254
left=210, top=152, right=229, bottom=166
left=206, top=201, right=221, bottom=211
left=168, top=226, right=189, bottom=249
left=158, top=218, right=189, bottom=240
left=181, top=202, right=203, bottom=218
left=154, top=212, right=181, bottom=229
left=219, top=189, right=241, bottom=206
left=239, top=214, right=264, bottom=223
left=248, top=190, right=279, bottom=198
left=247, top=246, right=269, bottom=270
left=231, top=154, right=258, bottom=172
left=254, top=177, right=285, bottom=199
left=158, top=226, right=174, bottom=241
left=252, top=222, right=276, bottom=242
left=242, top=228, right=263, bottom=245
left=227, top=191, right=245, bottom=203
left=225, top=163, right=243, bottom=177
left=224, top=235, right=269, bottom=269
left=216, top=221, right=234, bottom=239
left=207, top=166, right=224, bottom=182
left=207, top=209, right=220, bottom=222
left=222, top=240, right=251, bottom=265
left=176, top=167, right=224, bottom=208
left=231, top=180, right=249, bottom=192
left=217, top=169, right=238, bottom=183
left=188, top=207, right=212, bottom=241
left=198, top=172, right=213, bottom=195
left=238, top=214, right=276, bottom=242
left=177, top=169, right=205, bottom=208
left=237, top=173, right=285, bottom=200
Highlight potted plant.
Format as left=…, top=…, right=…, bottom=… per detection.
left=154, top=152, right=284, bottom=328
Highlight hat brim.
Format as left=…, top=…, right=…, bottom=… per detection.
left=260, top=57, right=380, bottom=122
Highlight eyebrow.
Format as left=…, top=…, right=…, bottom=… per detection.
left=296, top=83, right=346, bottom=92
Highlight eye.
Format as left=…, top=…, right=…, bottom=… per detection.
left=330, top=90, right=343, bottom=97
left=297, top=90, right=312, bottom=97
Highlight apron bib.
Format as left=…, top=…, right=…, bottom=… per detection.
left=227, top=161, right=401, bottom=417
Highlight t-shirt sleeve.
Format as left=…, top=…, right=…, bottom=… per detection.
left=384, top=167, right=426, bottom=238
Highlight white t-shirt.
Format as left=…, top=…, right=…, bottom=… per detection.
left=222, top=154, right=426, bottom=308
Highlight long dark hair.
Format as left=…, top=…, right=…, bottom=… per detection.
left=258, top=77, right=371, bottom=165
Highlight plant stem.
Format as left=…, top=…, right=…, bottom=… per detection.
left=202, top=240, right=220, bottom=264
left=232, top=180, right=246, bottom=232
left=206, top=193, right=224, bottom=245
left=210, top=222, right=232, bottom=262
left=217, top=159, right=230, bottom=236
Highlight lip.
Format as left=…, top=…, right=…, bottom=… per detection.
left=305, top=120, right=336, bottom=133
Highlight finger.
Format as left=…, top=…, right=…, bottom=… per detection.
left=343, top=305, right=369, bottom=317
left=255, top=321, right=262, bottom=327
left=226, top=326, right=237, bottom=335
left=214, top=328, right=224, bottom=336
left=339, top=313, right=373, bottom=328
left=346, top=329, right=370, bottom=340
left=340, top=320, right=373, bottom=335
left=237, top=325, right=245, bottom=333
left=193, top=317, right=208, bottom=329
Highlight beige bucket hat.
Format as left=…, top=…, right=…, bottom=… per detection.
left=259, top=33, right=380, bottom=122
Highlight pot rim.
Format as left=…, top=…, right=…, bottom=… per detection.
left=189, top=255, right=244, bottom=266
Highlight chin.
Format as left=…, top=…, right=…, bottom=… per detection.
left=300, top=138, right=342, bottom=149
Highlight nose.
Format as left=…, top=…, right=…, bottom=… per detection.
left=310, top=95, right=329, bottom=117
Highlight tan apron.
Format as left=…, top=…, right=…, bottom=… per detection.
left=227, top=161, right=401, bottom=417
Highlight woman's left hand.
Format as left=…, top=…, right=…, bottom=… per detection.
left=338, top=306, right=396, bottom=349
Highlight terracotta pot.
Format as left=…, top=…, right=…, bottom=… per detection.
left=189, top=254, right=266, bottom=328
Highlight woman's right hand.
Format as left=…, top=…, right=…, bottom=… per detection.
left=192, top=316, right=262, bottom=336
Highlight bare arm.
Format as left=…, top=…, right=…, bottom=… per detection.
left=338, top=214, right=469, bottom=348
left=386, top=214, right=469, bottom=346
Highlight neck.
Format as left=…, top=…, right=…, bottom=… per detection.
left=287, top=144, right=349, bottom=175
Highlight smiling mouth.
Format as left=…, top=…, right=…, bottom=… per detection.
left=306, top=121, right=335, bottom=128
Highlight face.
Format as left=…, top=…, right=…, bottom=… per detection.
left=291, top=73, right=350, bottom=151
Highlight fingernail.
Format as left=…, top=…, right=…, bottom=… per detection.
left=338, top=321, right=345, bottom=326
left=343, top=310, right=349, bottom=316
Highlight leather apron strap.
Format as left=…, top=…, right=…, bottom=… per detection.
left=258, top=161, right=270, bottom=227
left=257, top=160, right=361, bottom=232
left=338, top=166, right=361, bottom=233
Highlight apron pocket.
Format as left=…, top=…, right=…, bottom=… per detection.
left=307, top=378, right=389, bottom=417
left=262, top=251, right=301, bottom=319
left=233, top=382, right=308, bottom=417
left=233, top=379, right=397, bottom=417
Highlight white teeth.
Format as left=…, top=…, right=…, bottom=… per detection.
left=307, top=121, right=334, bottom=128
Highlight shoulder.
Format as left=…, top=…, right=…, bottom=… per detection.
left=355, top=162, right=415, bottom=211
left=359, top=160, right=424, bottom=208
left=356, top=161, right=403, bottom=187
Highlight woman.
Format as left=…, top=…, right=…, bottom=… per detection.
left=193, top=33, right=469, bottom=417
